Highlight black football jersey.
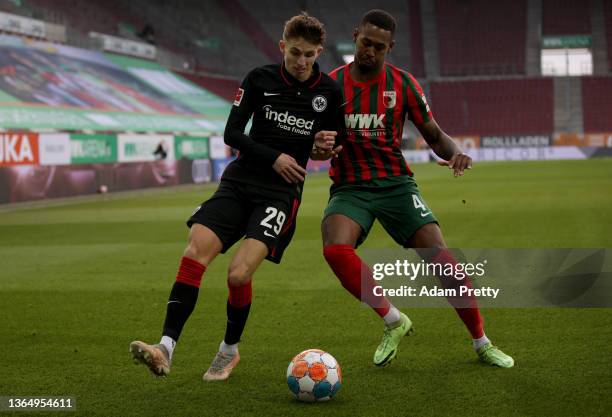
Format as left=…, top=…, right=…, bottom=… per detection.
left=222, top=62, right=343, bottom=196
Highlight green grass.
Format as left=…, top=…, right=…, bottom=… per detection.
left=1, top=159, right=612, bottom=417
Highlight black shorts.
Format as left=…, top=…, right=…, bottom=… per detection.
left=187, top=180, right=301, bottom=264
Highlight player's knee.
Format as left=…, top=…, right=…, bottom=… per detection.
left=182, top=224, right=223, bottom=264
left=227, top=263, right=252, bottom=286
left=183, top=230, right=221, bottom=266
left=409, top=223, right=446, bottom=249
left=322, top=216, right=360, bottom=247
left=323, top=235, right=352, bottom=247
left=183, top=242, right=207, bottom=265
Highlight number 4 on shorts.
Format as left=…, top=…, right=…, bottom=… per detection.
left=412, top=195, right=431, bottom=217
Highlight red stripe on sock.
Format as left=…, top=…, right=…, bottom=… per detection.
left=430, top=249, right=484, bottom=338
left=323, top=244, right=390, bottom=317
left=228, top=280, right=252, bottom=308
left=175, top=256, right=206, bottom=288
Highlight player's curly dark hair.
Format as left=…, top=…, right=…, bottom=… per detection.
left=283, top=12, right=326, bottom=45
left=360, top=9, right=396, bottom=35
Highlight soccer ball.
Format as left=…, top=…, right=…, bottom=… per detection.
left=286, top=349, right=342, bottom=402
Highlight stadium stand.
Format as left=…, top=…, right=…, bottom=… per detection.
left=0, top=0, right=27, bottom=16
left=429, top=78, right=554, bottom=136
left=435, top=0, right=527, bottom=76
left=1, top=0, right=612, bottom=205
left=176, top=71, right=240, bottom=103
left=581, top=76, right=612, bottom=132
left=125, top=0, right=270, bottom=76
left=542, top=0, right=591, bottom=35
left=24, top=0, right=269, bottom=77
left=27, top=0, right=132, bottom=39
left=605, top=0, right=612, bottom=71
left=0, top=0, right=608, bottom=137
left=235, top=0, right=419, bottom=74
left=217, top=0, right=279, bottom=62
left=234, top=0, right=340, bottom=72
left=408, top=0, right=426, bottom=77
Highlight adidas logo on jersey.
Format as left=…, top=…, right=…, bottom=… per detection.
left=345, top=114, right=385, bottom=129
left=263, top=105, right=314, bottom=132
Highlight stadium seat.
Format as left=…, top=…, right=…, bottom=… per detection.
left=429, top=78, right=554, bottom=136
left=176, top=72, right=240, bottom=103
left=542, top=0, right=591, bottom=35
left=435, top=0, right=526, bottom=76
left=581, top=76, right=612, bottom=132
left=605, top=0, right=612, bottom=71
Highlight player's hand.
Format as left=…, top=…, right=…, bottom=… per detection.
left=310, top=145, right=343, bottom=160
left=313, top=130, right=337, bottom=151
left=273, top=153, right=307, bottom=184
left=437, top=152, right=472, bottom=177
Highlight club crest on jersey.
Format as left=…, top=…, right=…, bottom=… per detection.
left=233, top=88, right=244, bottom=106
left=312, top=95, right=327, bottom=112
left=383, top=91, right=396, bottom=109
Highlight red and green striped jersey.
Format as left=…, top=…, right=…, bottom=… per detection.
left=328, top=62, right=433, bottom=184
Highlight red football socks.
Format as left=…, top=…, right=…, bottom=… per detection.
left=163, top=256, right=206, bottom=341
left=228, top=280, right=253, bottom=308
left=225, top=280, right=253, bottom=345
left=175, top=256, right=206, bottom=288
left=323, top=244, right=391, bottom=317
left=430, top=249, right=485, bottom=339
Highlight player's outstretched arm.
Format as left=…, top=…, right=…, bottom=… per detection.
left=419, top=119, right=472, bottom=177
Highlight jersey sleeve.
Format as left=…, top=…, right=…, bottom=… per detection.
left=223, top=70, right=282, bottom=166
left=404, top=73, right=433, bottom=129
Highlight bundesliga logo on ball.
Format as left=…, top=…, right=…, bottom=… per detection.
left=286, top=349, right=342, bottom=402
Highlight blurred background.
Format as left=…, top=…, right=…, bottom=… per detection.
left=0, top=0, right=611, bottom=203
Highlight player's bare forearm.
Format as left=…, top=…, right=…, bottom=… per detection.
left=419, top=119, right=472, bottom=177
left=430, top=132, right=460, bottom=161
left=420, top=119, right=460, bottom=160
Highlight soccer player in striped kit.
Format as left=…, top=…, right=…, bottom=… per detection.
left=316, top=9, right=513, bottom=368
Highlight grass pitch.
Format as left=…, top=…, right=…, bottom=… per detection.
left=1, top=159, right=611, bottom=417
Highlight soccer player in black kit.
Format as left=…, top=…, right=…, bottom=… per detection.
left=130, top=14, right=343, bottom=381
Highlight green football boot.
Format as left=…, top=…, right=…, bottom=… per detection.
left=477, top=342, right=514, bottom=368
left=373, top=312, right=414, bottom=366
